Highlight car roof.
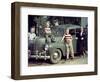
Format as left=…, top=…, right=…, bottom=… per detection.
left=54, top=24, right=81, bottom=29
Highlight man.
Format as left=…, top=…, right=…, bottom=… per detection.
left=76, top=27, right=86, bottom=56
left=61, top=29, right=74, bottom=60
left=28, top=26, right=36, bottom=55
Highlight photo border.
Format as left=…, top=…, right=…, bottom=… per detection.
left=11, top=2, right=98, bottom=80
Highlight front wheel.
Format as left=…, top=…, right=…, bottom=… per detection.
left=50, top=49, right=62, bottom=64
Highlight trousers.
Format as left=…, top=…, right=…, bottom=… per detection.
left=65, top=42, right=74, bottom=59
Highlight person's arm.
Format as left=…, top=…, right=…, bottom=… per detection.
left=33, top=33, right=36, bottom=39
left=76, top=32, right=80, bottom=40
left=61, top=34, right=65, bottom=41
left=71, top=35, right=73, bottom=40
left=44, top=28, right=47, bottom=33
left=81, top=33, right=84, bottom=40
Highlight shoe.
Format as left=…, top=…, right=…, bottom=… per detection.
left=70, top=57, right=74, bottom=60
left=65, top=57, right=69, bottom=60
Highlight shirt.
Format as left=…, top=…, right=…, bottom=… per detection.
left=64, top=34, right=72, bottom=44
left=44, top=27, right=51, bottom=34
left=28, top=33, right=36, bottom=40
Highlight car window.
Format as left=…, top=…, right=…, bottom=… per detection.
left=51, top=27, right=64, bottom=37
left=69, top=29, right=75, bottom=35
left=76, top=28, right=80, bottom=33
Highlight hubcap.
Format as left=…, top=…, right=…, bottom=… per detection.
left=53, top=52, right=59, bottom=59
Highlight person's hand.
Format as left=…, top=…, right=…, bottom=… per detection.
left=61, top=39, right=63, bottom=42
left=81, top=37, right=84, bottom=40
left=75, top=37, right=78, bottom=40
left=34, top=36, right=37, bottom=39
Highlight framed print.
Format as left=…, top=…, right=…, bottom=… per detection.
left=11, top=2, right=98, bottom=80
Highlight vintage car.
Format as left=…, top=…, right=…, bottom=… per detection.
left=28, top=24, right=87, bottom=64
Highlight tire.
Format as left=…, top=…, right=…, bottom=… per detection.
left=50, top=49, right=62, bottom=64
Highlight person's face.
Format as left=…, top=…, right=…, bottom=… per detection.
left=66, top=29, right=69, bottom=34
left=81, top=27, right=83, bottom=32
left=31, top=28, right=35, bottom=33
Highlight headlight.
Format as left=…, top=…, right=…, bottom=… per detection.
left=45, top=44, right=49, bottom=50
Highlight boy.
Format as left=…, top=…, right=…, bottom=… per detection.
left=44, top=21, right=55, bottom=45
left=28, top=26, right=36, bottom=55
left=61, top=29, right=74, bottom=60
